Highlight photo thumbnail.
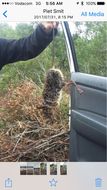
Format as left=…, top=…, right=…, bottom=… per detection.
left=20, top=162, right=47, bottom=175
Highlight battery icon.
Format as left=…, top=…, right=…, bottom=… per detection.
left=97, top=2, right=105, bottom=5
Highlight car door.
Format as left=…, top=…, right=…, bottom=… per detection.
left=63, top=22, right=107, bottom=161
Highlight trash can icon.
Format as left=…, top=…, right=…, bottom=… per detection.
left=95, top=178, right=102, bottom=188
left=5, top=178, right=12, bottom=188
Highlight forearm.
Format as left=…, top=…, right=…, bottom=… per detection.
left=0, top=24, right=57, bottom=70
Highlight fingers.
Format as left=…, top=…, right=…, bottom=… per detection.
left=52, top=22, right=59, bottom=28
left=40, top=22, right=59, bottom=32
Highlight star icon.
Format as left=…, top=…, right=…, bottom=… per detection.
left=49, top=178, right=58, bottom=187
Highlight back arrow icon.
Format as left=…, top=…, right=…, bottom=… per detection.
left=3, top=10, right=7, bottom=18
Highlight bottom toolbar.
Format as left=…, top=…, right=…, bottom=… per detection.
left=0, top=162, right=107, bottom=190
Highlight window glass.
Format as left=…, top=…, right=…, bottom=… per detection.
left=70, top=22, right=107, bottom=76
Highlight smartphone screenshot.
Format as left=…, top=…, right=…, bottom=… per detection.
left=0, top=0, right=107, bottom=189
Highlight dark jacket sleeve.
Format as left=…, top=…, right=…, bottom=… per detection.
left=0, top=25, right=57, bottom=70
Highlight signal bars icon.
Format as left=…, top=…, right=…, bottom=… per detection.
left=2, top=2, right=9, bottom=4
left=2, top=2, right=14, bottom=5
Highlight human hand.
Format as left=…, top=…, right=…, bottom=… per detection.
left=40, top=22, right=59, bottom=33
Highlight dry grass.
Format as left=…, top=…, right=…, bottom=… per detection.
left=0, top=79, right=69, bottom=162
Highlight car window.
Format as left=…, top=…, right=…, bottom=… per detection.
left=69, top=22, right=107, bottom=77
